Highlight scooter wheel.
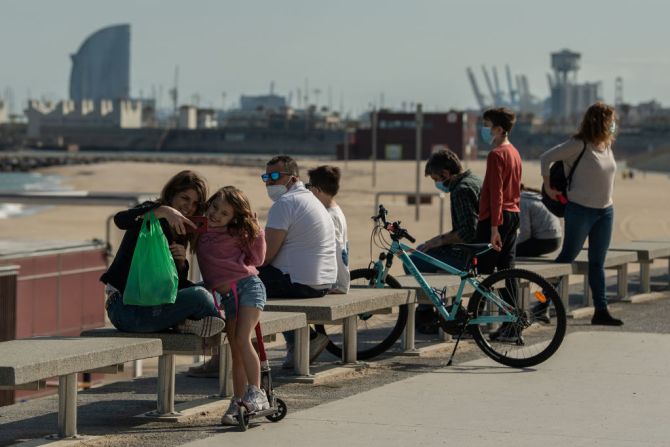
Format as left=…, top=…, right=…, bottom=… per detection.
left=238, top=406, right=249, bottom=431
left=266, top=397, right=288, bottom=422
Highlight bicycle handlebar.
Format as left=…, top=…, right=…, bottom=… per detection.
left=373, top=205, right=416, bottom=243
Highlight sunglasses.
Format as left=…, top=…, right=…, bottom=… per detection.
left=261, top=171, right=291, bottom=182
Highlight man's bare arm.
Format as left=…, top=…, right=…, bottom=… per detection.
left=263, top=228, right=288, bottom=266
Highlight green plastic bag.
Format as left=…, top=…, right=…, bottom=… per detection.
left=123, top=211, right=179, bottom=306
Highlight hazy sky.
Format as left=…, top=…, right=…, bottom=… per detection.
left=1, top=0, right=668, bottom=115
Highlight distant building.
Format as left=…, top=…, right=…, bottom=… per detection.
left=70, top=24, right=130, bottom=101
left=26, top=99, right=142, bottom=139
left=338, top=110, right=478, bottom=161
left=0, top=101, right=7, bottom=124
left=240, top=94, right=287, bottom=111
left=178, top=106, right=218, bottom=129
left=547, top=49, right=602, bottom=124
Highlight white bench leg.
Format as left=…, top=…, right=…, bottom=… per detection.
left=294, top=326, right=310, bottom=375
left=219, top=344, right=233, bottom=397
left=133, top=359, right=143, bottom=378
left=583, top=275, right=591, bottom=307
left=559, top=275, right=570, bottom=309
left=57, top=373, right=77, bottom=438
left=343, top=316, right=357, bottom=363
left=617, top=264, right=628, bottom=299
left=157, top=354, right=176, bottom=415
left=639, top=261, right=651, bottom=293
left=402, top=303, right=416, bottom=351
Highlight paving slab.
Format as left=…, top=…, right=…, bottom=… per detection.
left=181, top=331, right=670, bottom=447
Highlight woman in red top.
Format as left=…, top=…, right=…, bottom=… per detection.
left=477, top=107, right=523, bottom=341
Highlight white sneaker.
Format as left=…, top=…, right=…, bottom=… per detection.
left=220, top=398, right=239, bottom=426
left=309, top=332, right=329, bottom=363
left=243, top=385, right=270, bottom=412
left=177, top=316, right=225, bottom=337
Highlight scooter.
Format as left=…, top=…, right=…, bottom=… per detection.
left=235, top=323, right=287, bottom=431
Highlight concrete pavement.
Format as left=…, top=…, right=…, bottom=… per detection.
left=182, top=331, right=670, bottom=447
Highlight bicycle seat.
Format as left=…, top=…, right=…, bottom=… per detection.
left=451, top=243, right=492, bottom=258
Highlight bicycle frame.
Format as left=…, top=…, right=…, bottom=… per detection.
left=369, top=239, right=517, bottom=326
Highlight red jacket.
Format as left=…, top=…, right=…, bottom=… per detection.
left=479, top=143, right=522, bottom=226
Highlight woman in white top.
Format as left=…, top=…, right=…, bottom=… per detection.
left=540, top=102, right=622, bottom=326
left=306, top=165, right=350, bottom=294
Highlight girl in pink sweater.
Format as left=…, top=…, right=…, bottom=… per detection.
left=196, top=186, right=268, bottom=423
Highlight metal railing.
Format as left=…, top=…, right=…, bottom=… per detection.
left=373, top=191, right=447, bottom=236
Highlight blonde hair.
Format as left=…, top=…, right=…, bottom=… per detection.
left=206, top=186, right=260, bottom=247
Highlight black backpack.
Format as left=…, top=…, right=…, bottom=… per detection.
left=541, top=141, right=587, bottom=218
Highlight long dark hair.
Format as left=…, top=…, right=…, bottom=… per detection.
left=159, top=170, right=208, bottom=215
left=159, top=170, right=208, bottom=250
left=206, top=186, right=261, bottom=248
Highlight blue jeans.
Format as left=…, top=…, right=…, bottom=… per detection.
left=555, top=202, right=614, bottom=310
left=215, top=275, right=266, bottom=319
left=106, top=284, right=221, bottom=332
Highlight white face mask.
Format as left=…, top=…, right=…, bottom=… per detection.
left=267, top=184, right=288, bottom=202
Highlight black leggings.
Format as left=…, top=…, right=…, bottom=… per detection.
left=516, top=237, right=561, bottom=257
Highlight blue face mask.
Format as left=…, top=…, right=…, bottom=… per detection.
left=480, top=126, right=494, bottom=144
left=610, top=121, right=617, bottom=134
left=435, top=181, right=450, bottom=193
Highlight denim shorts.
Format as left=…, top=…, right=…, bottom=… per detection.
left=215, top=275, right=266, bottom=319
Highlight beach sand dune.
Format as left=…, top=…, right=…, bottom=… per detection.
left=1, top=159, right=669, bottom=274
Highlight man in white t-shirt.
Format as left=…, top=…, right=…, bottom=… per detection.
left=306, top=165, right=350, bottom=294
left=258, top=155, right=337, bottom=368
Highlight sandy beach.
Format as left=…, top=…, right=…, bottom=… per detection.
left=1, top=158, right=669, bottom=275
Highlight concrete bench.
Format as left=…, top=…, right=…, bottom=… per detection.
left=264, top=288, right=414, bottom=365
left=571, top=250, right=638, bottom=305
left=0, top=336, right=162, bottom=439
left=393, top=274, right=466, bottom=351
left=609, top=241, right=670, bottom=292
left=81, top=311, right=307, bottom=419
left=519, top=250, right=637, bottom=306
left=515, top=261, right=573, bottom=306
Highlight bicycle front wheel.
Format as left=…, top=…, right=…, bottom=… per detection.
left=467, top=268, right=566, bottom=368
left=314, top=268, right=408, bottom=360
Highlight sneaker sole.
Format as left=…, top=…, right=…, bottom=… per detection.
left=179, top=317, right=225, bottom=337
left=221, top=414, right=237, bottom=425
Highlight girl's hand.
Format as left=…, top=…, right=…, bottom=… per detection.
left=170, top=243, right=187, bottom=266
left=153, top=206, right=196, bottom=235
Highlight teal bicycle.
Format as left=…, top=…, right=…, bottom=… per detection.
left=316, top=205, right=566, bottom=367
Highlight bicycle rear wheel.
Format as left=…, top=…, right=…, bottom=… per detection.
left=467, top=268, right=566, bottom=368
left=314, top=268, right=408, bottom=360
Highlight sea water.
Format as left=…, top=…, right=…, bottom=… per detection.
left=0, top=172, right=67, bottom=218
